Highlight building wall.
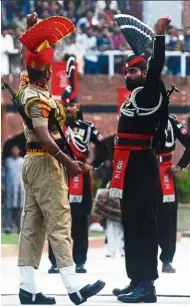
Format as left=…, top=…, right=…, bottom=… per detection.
left=183, top=0, right=190, bottom=27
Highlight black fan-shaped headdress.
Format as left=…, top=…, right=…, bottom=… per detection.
left=66, top=56, right=76, bottom=91
left=61, top=56, right=77, bottom=103
left=114, top=14, right=154, bottom=55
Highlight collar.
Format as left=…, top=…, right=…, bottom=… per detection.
left=28, top=84, right=50, bottom=98
left=28, top=82, right=48, bottom=91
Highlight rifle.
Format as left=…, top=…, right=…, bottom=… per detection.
left=50, top=114, right=75, bottom=160
left=2, top=79, right=33, bottom=129
left=167, top=84, right=180, bottom=98
left=2, top=79, right=75, bottom=160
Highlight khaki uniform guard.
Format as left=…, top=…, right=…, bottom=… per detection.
left=18, top=72, right=72, bottom=269
left=17, top=13, right=105, bottom=306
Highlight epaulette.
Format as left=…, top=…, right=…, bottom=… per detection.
left=55, top=101, right=66, bottom=126
left=24, top=98, right=52, bottom=118
left=78, top=119, right=94, bottom=127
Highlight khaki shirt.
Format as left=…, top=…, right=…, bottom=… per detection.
left=18, top=70, right=62, bottom=142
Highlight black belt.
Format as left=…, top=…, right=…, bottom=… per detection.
left=26, top=142, right=43, bottom=150
left=26, top=139, right=65, bottom=151
left=157, top=154, right=172, bottom=163
left=114, top=137, right=153, bottom=148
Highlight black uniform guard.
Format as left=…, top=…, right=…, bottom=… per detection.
left=110, top=16, right=171, bottom=304
left=48, top=116, right=107, bottom=273
left=48, top=58, right=108, bottom=274
left=155, top=114, right=190, bottom=273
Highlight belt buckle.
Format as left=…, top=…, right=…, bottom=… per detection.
left=114, top=136, right=119, bottom=146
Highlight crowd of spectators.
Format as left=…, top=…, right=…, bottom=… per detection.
left=1, top=0, right=190, bottom=77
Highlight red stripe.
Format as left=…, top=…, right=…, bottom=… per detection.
left=115, top=145, right=151, bottom=151
left=116, top=133, right=152, bottom=140
left=127, top=56, right=146, bottom=67
left=61, top=92, right=76, bottom=104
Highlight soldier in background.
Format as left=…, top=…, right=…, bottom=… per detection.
left=48, top=57, right=108, bottom=274
left=155, top=114, right=190, bottom=273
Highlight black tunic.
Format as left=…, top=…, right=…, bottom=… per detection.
left=65, top=119, right=108, bottom=216
left=155, top=114, right=190, bottom=169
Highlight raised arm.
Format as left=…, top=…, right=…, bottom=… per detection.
left=144, top=35, right=165, bottom=88
left=20, top=13, right=38, bottom=72
left=137, top=16, right=171, bottom=107
left=145, top=16, right=171, bottom=88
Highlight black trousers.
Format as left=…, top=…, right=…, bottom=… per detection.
left=158, top=201, right=177, bottom=263
left=48, top=239, right=56, bottom=266
left=72, top=214, right=89, bottom=265
left=121, top=151, right=161, bottom=281
left=48, top=214, right=88, bottom=266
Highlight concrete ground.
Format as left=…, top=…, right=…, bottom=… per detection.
left=1, top=238, right=190, bottom=305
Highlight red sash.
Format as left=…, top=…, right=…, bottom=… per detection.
left=63, top=125, right=86, bottom=202
left=69, top=172, right=92, bottom=203
left=109, top=147, right=131, bottom=199
left=109, top=133, right=153, bottom=199
left=158, top=155, right=175, bottom=203
left=69, top=173, right=83, bottom=203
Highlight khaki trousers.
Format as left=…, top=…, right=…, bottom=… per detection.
left=18, top=155, right=73, bottom=269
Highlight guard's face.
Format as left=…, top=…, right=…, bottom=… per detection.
left=124, top=67, right=146, bottom=90
left=63, top=103, right=79, bottom=121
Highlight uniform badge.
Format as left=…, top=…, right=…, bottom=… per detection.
left=117, top=160, right=123, bottom=170
left=73, top=127, right=78, bottom=134
left=78, top=129, right=85, bottom=137
left=41, top=109, right=49, bottom=118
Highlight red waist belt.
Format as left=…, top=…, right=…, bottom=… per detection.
left=109, top=133, right=153, bottom=199
left=156, top=152, right=175, bottom=203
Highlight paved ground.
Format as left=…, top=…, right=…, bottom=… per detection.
left=2, top=295, right=190, bottom=305
left=1, top=238, right=190, bottom=305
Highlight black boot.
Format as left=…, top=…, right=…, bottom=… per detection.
left=118, top=282, right=157, bottom=303
left=48, top=265, right=59, bottom=274
left=112, top=280, right=139, bottom=297
left=19, top=289, right=56, bottom=304
left=162, top=263, right=176, bottom=273
left=69, top=280, right=105, bottom=305
left=76, top=264, right=87, bottom=273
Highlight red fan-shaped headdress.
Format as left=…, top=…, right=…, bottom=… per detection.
left=19, top=16, right=75, bottom=71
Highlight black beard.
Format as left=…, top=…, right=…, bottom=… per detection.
left=125, top=78, right=145, bottom=91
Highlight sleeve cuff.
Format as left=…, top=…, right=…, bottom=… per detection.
left=177, top=163, right=184, bottom=170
